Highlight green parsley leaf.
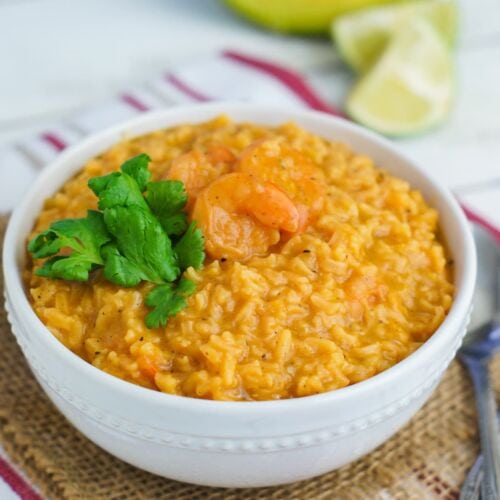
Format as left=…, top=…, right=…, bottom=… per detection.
left=88, top=154, right=152, bottom=210
left=144, top=278, right=196, bottom=329
left=121, top=153, right=151, bottom=192
left=89, top=172, right=146, bottom=210
left=100, top=243, right=143, bottom=288
left=28, top=210, right=111, bottom=281
left=146, top=180, right=188, bottom=236
left=174, top=222, right=205, bottom=270
left=102, top=205, right=179, bottom=285
left=36, top=256, right=94, bottom=282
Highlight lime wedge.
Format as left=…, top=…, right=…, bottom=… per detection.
left=346, top=18, right=453, bottom=136
left=332, top=0, right=457, bottom=73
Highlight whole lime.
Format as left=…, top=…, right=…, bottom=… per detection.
left=224, top=0, right=407, bottom=35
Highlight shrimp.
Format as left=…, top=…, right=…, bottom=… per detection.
left=344, top=273, right=388, bottom=321
left=192, top=172, right=300, bottom=260
left=206, top=143, right=236, bottom=165
left=165, top=144, right=236, bottom=209
left=237, top=139, right=326, bottom=230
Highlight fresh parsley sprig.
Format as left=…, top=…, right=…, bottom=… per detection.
left=28, top=154, right=205, bottom=328
left=28, top=210, right=111, bottom=282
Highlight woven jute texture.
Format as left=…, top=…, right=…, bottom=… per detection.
left=1, top=215, right=498, bottom=499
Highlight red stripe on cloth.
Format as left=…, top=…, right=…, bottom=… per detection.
left=121, top=93, right=150, bottom=112
left=40, top=132, right=66, bottom=151
left=0, top=456, right=41, bottom=500
left=222, top=50, right=345, bottom=117
left=460, top=202, right=500, bottom=242
left=165, top=73, right=211, bottom=102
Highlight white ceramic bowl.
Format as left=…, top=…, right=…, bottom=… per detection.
left=3, top=103, right=476, bottom=488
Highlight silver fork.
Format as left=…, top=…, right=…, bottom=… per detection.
left=458, top=225, right=500, bottom=500
left=460, top=412, right=500, bottom=500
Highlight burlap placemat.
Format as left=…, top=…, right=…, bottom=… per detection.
left=0, top=215, right=498, bottom=500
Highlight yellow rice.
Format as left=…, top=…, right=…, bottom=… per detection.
left=26, top=116, right=454, bottom=401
